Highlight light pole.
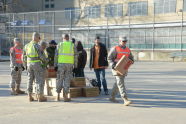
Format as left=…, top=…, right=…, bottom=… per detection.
left=178, top=8, right=183, bottom=52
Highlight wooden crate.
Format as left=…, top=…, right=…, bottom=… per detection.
left=70, top=77, right=86, bottom=87
left=47, top=87, right=83, bottom=98
left=82, top=87, right=99, bottom=97
left=47, top=78, right=57, bottom=88
left=44, top=78, right=57, bottom=96
left=70, top=87, right=83, bottom=98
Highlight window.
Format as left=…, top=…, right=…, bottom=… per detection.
left=51, top=4, right=55, bottom=8
left=154, top=0, right=176, bottom=14
left=45, top=0, right=49, bottom=2
left=45, top=4, right=49, bottom=8
left=65, top=8, right=80, bottom=20
left=128, top=2, right=148, bottom=16
left=84, top=6, right=101, bottom=18
left=105, top=4, right=123, bottom=17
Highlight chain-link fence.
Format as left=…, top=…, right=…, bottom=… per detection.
left=0, top=1, right=185, bottom=56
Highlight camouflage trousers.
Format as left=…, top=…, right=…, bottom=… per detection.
left=10, top=67, right=22, bottom=89
left=56, top=63, right=73, bottom=94
left=110, top=75, right=128, bottom=99
left=27, top=63, right=45, bottom=95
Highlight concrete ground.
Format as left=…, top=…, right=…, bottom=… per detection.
left=0, top=62, right=186, bottom=124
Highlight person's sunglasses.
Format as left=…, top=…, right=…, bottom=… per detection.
left=122, top=40, right=127, bottom=42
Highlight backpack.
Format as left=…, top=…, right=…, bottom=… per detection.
left=88, top=78, right=98, bottom=87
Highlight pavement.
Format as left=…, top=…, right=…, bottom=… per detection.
left=0, top=61, right=186, bottom=124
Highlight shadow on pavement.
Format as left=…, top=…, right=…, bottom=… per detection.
left=0, top=85, right=10, bottom=97
left=0, top=85, right=26, bottom=97
left=128, top=89, right=186, bottom=108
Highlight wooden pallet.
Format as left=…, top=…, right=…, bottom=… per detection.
left=70, top=87, right=83, bottom=98
left=82, top=87, right=99, bottom=97
left=70, top=77, right=86, bottom=87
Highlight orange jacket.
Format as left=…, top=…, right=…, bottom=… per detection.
left=10, top=47, right=23, bottom=64
left=115, top=46, right=131, bottom=62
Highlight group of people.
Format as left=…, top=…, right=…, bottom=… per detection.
left=9, top=32, right=134, bottom=106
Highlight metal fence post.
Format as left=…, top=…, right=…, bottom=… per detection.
left=37, top=12, right=40, bottom=34
left=152, top=3, right=155, bottom=61
left=53, top=11, right=55, bottom=40
left=106, top=11, right=109, bottom=49
left=128, top=4, right=131, bottom=48
left=23, top=13, right=25, bottom=45
left=70, top=9, right=72, bottom=36
left=88, top=13, right=90, bottom=49
left=181, top=8, right=183, bottom=52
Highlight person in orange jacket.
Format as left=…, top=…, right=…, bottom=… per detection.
left=9, top=38, right=25, bottom=95
left=108, top=36, right=134, bottom=106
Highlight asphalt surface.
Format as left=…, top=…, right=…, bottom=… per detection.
left=0, top=62, right=186, bottom=124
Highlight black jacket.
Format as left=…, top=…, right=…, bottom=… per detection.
left=89, top=43, right=108, bottom=68
left=46, top=46, right=56, bottom=66
left=76, top=41, right=87, bottom=68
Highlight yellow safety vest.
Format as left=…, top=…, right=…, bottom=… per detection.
left=58, top=41, right=74, bottom=64
left=25, top=41, right=41, bottom=63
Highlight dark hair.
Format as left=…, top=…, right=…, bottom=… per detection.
left=95, top=36, right=100, bottom=40
left=76, top=41, right=84, bottom=51
left=64, top=34, right=69, bottom=38
left=72, top=38, right=76, bottom=44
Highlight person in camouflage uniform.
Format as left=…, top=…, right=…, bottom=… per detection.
left=9, top=38, right=25, bottom=95
left=54, top=34, right=78, bottom=102
left=23, top=32, right=48, bottom=102
left=108, top=36, right=134, bottom=106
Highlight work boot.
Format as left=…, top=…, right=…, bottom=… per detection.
left=56, top=93, right=60, bottom=101
left=11, top=88, right=18, bottom=95
left=37, top=94, right=47, bottom=102
left=123, top=98, right=132, bottom=106
left=109, top=97, right=119, bottom=103
left=63, top=92, right=70, bottom=102
left=16, top=89, right=25, bottom=94
left=28, top=93, right=34, bottom=102
left=16, top=85, right=25, bottom=94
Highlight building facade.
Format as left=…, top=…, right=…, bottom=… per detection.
left=0, top=0, right=186, bottom=61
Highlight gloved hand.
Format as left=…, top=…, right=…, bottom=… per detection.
left=54, top=67, right=58, bottom=72
left=14, top=66, right=19, bottom=71
left=22, top=66, right=25, bottom=71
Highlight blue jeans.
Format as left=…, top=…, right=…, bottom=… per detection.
left=94, top=68, right=108, bottom=92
